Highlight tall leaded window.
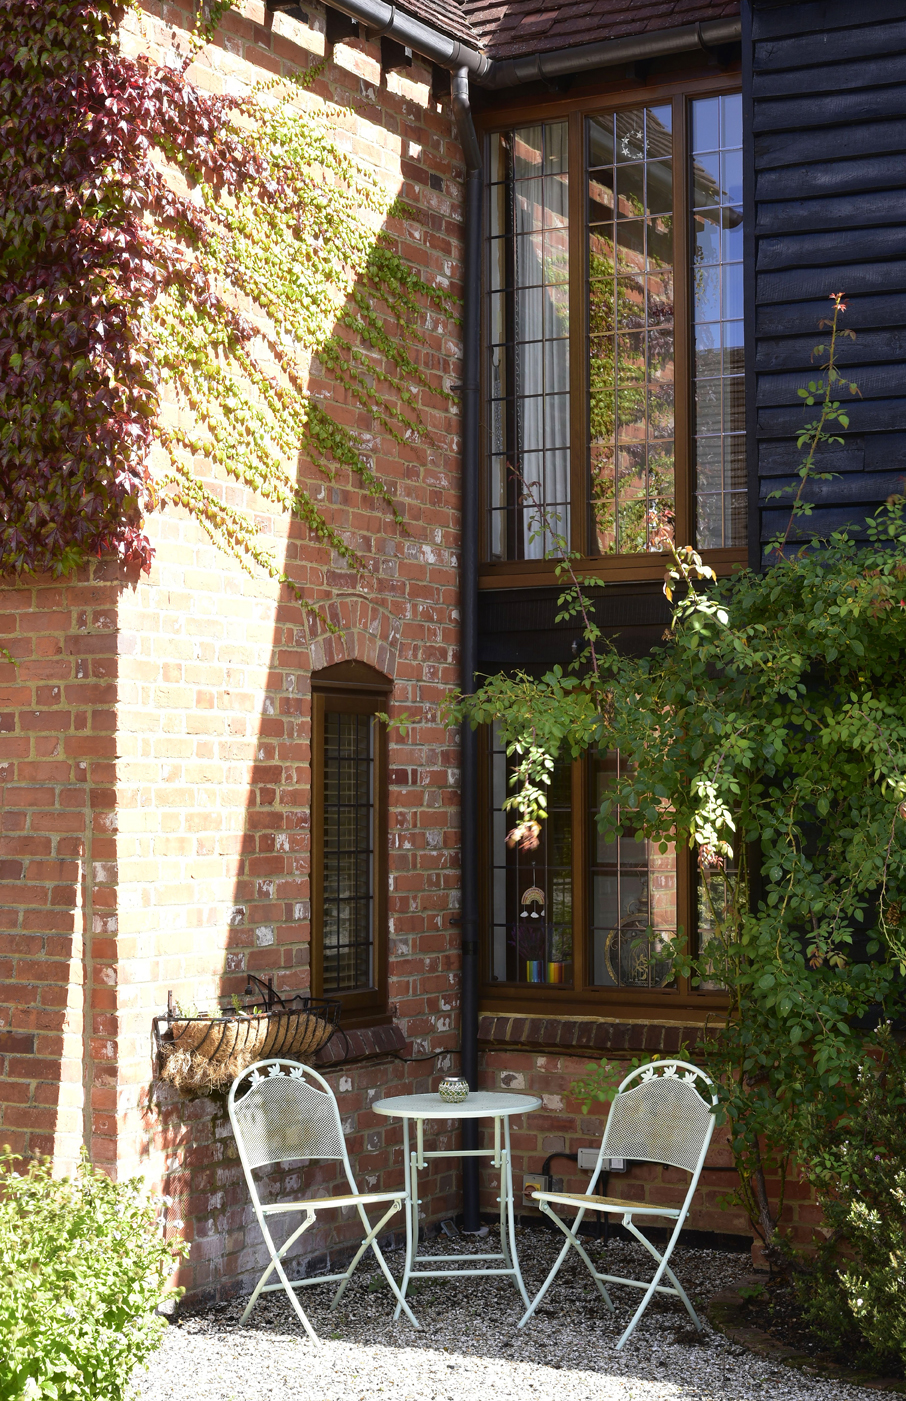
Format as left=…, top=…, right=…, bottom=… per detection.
left=311, top=661, right=389, bottom=1024
left=488, top=124, right=571, bottom=560
left=490, top=728, right=574, bottom=986
left=690, top=94, right=745, bottom=547
left=588, top=104, right=675, bottom=555
left=589, top=752, right=677, bottom=991
left=484, top=87, right=745, bottom=566
left=322, top=711, right=374, bottom=990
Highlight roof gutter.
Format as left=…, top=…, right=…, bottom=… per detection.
left=315, top=1, right=741, bottom=85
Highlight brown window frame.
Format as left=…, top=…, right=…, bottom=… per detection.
left=478, top=734, right=728, bottom=1020
left=310, top=661, right=391, bottom=1028
left=477, top=67, right=747, bottom=592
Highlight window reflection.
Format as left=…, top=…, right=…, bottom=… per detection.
left=487, top=122, right=571, bottom=561
left=590, top=752, right=677, bottom=989
left=490, top=725, right=574, bottom=985
left=587, top=106, right=676, bottom=556
left=690, top=93, right=746, bottom=548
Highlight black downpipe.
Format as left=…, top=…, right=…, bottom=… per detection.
left=451, top=68, right=482, bottom=1233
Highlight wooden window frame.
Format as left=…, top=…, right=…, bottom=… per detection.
left=310, top=662, right=391, bottom=1029
left=477, top=67, right=747, bottom=591
left=478, top=734, right=728, bottom=1019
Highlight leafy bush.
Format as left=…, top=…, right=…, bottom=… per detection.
left=0, top=1148, right=186, bottom=1401
left=798, top=1029, right=906, bottom=1372
left=455, top=301, right=906, bottom=1251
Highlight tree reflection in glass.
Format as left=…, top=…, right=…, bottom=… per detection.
left=587, top=105, right=675, bottom=555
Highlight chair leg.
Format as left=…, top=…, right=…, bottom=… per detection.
left=241, top=1211, right=317, bottom=1325
left=517, top=1203, right=614, bottom=1329
left=328, top=1201, right=420, bottom=1330
left=244, top=1213, right=321, bottom=1345
left=623, top=1217, right=701, bottom=1332
left=363, top=1210, right=422, bottom=1331
left=615, top=1218, right=690, bottom=1351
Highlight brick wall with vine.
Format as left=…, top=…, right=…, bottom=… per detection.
left=0, top=0, right=467, bottom=1301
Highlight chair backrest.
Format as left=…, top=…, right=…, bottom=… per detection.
left=600, top=1060, right=716, bottom=1174
left=228, top=1059, right=346, bottom=1171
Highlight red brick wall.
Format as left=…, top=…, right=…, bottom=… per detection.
left=0, top=570, right=123, bottom=1171
left=477, top=1047, right=820, bottom=1257
left=0, top=0, right=467, bottom=1298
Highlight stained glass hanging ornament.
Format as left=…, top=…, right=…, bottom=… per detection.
left=521, top=885, right=545, bottom=918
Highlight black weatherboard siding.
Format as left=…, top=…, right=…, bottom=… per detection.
left=749, top=0, right=906, bottom=561
left=478, top=585, right=672, bottom=672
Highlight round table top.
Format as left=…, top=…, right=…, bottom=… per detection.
left=372, top=1090, right=542, bottom=1121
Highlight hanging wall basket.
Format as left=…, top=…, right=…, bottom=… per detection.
left=153, top=978, right=341, bottom=1096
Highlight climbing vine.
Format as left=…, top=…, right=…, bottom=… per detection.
left=0, top=0, right=454, bottom=595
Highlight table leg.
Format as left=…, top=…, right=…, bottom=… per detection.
left=504, top=1116, right=532, bottom=1310
left=394, top=1117, right=415, bottom=1320
left=497, top=1117, right=511, bottom=1269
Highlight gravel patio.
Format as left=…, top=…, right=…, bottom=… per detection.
left=130, top=1227, right=899, bottom=1401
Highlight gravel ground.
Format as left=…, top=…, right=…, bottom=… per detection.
left=131, top=1226, right=898, bottom=1401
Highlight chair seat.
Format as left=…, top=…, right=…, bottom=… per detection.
left=263, top=1190, right=405, bottom=1215
left=533, top=1190, right=681, bottom=1218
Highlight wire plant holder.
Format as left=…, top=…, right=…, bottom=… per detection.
left=153, top=976, right=342, bottom=1095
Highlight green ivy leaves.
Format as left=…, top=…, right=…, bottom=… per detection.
left=1, top=0, right=455, bottom=591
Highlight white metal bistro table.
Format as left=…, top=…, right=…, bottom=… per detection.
left=373, top=1090, right=542, bottom=1314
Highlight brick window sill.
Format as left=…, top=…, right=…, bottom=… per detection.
left=478, top=1013, right=706, bottom=1057
left=315, top=1022, right=406, bottom=1067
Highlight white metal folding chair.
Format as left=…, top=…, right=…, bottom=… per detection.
left=518, top=1058, right=717, bottom=1349
left=227, top=1058, right=419, bottom=1342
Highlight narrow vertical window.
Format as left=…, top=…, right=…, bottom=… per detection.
left=489, top=725, right=573, bottom=985
left=690, top=93, right=745, bottom=547
left=589, top=752, right=677, bottom=989
left=322, top=711, right=373, bottom=991
left=487, top=122, right=570, bottom=560
left=587, top=105, right=675, bottom=556
left=311, top=662, right=389, bottom=1023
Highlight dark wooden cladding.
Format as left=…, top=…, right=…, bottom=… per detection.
left=748, top=0, right=906, bottom=558
left=477, top=584, right=671, bottom=670
left=754, top=86, right=906, bottom=135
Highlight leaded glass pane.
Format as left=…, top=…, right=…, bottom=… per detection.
left=589, top=751, right=677, bottom=989
left=489, top=725, right=573, bottom=985
left=487, top=122, right=571, bottom=560
left=690, top=92, right=746, bottom=547
left=322, top=712, right=374, bottom=992
left=587, top=105, right=676, bottom=555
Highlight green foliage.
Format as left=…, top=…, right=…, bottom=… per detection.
left=456, top=308, right=906, bottom=1247
left=569, top=1059, right=623, bottom=1115
left=0, top=0, right=454, bottom=596
left=569, top=1056, right=659, bottom=1115
left=797, top=1029, right=906, bottom=1371
left=0, top=1148, right=186, bottom=1401
left=766, top=292, right=861, bottom=555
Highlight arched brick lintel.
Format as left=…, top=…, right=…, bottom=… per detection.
left=306, top=596, right=402, bottom=688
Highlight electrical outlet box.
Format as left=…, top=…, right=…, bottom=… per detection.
left=523, top=1173, right=550, bottom=1205
left=577, top=1149, right=626, bottom=1172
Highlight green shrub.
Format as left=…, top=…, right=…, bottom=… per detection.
left=799, top=1030, right=906, bottom=1373
left=0, top=1148, right=187, bottom=1401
